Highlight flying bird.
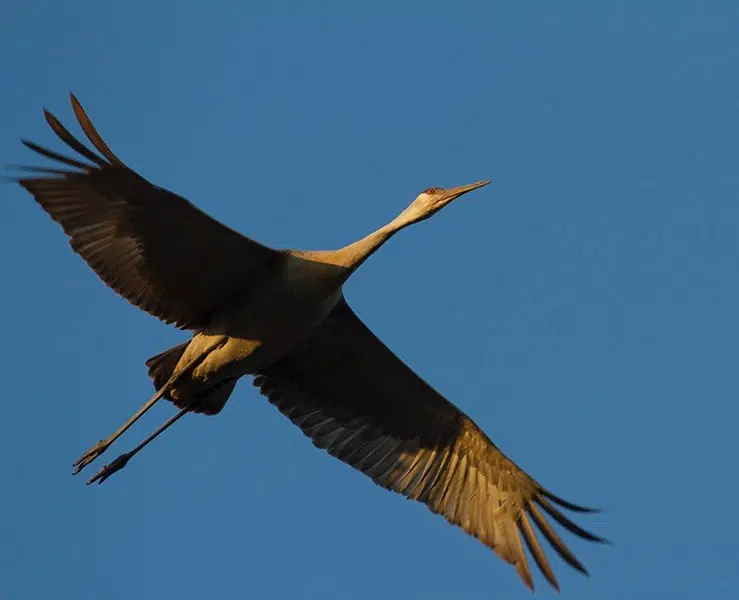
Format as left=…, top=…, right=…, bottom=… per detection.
left=11, top=95, right=605, bottom=592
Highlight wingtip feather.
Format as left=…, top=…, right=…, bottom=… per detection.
left=537, top=497, right=608, bottom=545
left=515, top=561, right=536, bottom=593
left=43, top=108, right=56, bottom=126
left=69, top=92, right=82, bottom=111
left=540, top=488, right=601, bottom=513
left=69, top=94, right=124, bottom=166
left=519, top=511, right=560, bottom=591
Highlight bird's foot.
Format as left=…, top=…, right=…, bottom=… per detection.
left=86, top=452, right=132, bottom=485
left=72, top=439, right=111, bottom=475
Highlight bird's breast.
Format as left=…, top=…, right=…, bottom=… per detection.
left=189, top=255, right=344, bottom=383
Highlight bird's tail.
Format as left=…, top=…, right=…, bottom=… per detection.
left=145, top=343, right=236, bottom=416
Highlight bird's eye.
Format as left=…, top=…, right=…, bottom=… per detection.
left=423, top=187, right=442, bottom=194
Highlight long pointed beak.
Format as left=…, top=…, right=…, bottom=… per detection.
left=440, top=180, right=491, bottom=203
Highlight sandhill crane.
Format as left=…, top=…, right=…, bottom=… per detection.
left=11, top=94, right=605, bottom=592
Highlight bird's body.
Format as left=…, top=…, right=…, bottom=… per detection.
left=161, top=254, right=345, bottom=411
left=11, top=95, right=606, bottom=592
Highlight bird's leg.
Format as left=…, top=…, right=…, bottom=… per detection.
left=72, top=335, right=227, bottom=475
left=86, top=400, right=197, bottom=485
left=71, top=386, right=180, bottom=475
left=87, top=375, right=235, bottom=485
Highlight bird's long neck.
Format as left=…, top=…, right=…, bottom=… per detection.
left=323, top=210, right=415, bottom=276
left=293, top=210, right=416, bottom=288
left=334, top=221, right=402, bottom=271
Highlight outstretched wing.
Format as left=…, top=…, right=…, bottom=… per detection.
left=255, top=299, right=606, bottom=591
left=12, top=94, right=283, bottom=330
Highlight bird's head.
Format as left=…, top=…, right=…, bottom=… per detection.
left=330, top=179, right=491, bottom=275
left=396, top=180, right=491, bottom=228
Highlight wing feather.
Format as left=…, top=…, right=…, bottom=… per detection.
left=255, top=299, right=606, bottom=591
left=13, top=94, right=282, bottom=329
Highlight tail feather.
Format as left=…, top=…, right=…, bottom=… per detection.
left=146, top=342, right=189, bottom=392
left=145, top=342, right=236, bottom=415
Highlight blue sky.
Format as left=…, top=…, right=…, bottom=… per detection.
left=2, top=2, right=738, bottom=598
